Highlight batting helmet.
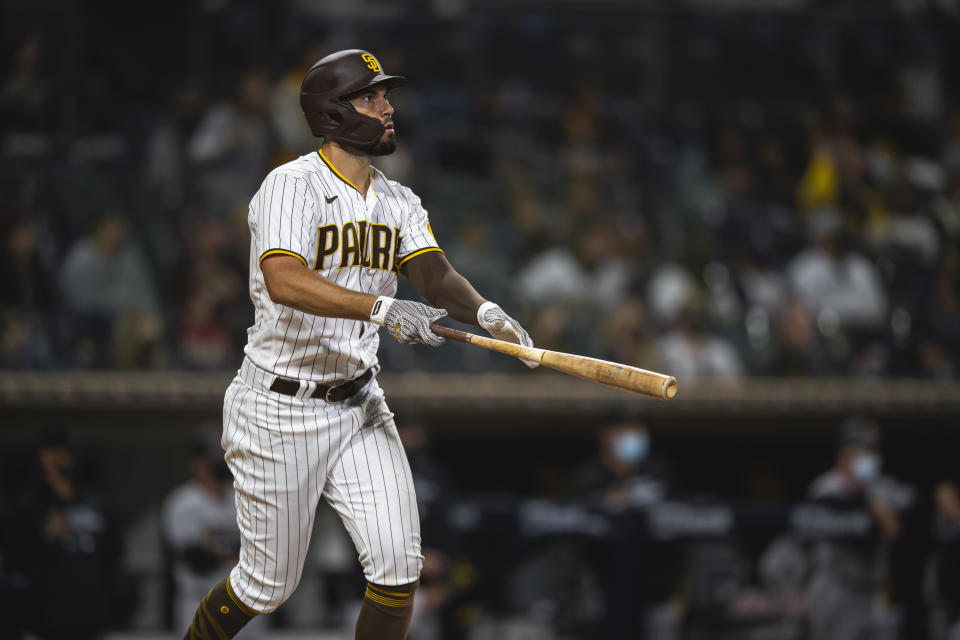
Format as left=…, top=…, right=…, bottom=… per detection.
left=300, top=49, right=406, bottom=152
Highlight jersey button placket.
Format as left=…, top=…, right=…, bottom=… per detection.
left=364, top=185, right=378, bottom=217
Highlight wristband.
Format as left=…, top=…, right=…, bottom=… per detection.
left=476, top=300, right=499, bottom=325
left=369, top=296, right=394, bottom=326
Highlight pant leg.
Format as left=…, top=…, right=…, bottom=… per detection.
left=323, top=383, right=423, bottom=586
left=222, top=371, right=335, bottom=613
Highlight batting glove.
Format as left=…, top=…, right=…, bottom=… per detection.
left=477, top=301, right=539, bottom=368
left=371, top=296, right=447, bottom=347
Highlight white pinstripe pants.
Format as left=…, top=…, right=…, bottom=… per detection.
left=222, top=358, right=423, bottom=614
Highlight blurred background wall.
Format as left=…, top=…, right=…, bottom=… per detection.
left=1, top=0, right=959, bottom=638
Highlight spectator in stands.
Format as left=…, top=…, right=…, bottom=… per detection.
left=162, top=426, right=263, bottom=637
left=272, top=42, right=329, bottom=159
left=516, top=222, right=633, bottom=353
left=806, top=417, right=914, bottom=640
left=177, top=281, right=237, bottom=369
left=187, top=68, right=277, bottom=218
left=558, top=85, right=603, bottom=181
left=446, top=218, right=511, bottom=306
left=732, top=246, right=789, bottom=318
left=515, top=223, right=629, bottom=308
left=4, top=426, right=119, bottom=639
left=709, top=123, right=756, bottom=198
left=59, top=211, right=163, bottom=367
left=0, top=31, right=51, bottom=130
left=787, top=207, right=888, bottom=331
left=653, top=286, right=745, bottom=380
left=756, top=133, right=797, bottom=207
left=917, top=249, right=960, bottom=378
left=873, top=169, right=942, bottom=267
left=174, top=218, right=247, bottom=369
left=503, top=188, right=553, bottom=268
left=796, top=94, right=879, bottom=222
left=0, top=210, right=57, bottom=368
left=767, top=297, right=834, bottom=375
left=601, top=296, right=657, bottom=374
left=896, top=44, right=946, bottom=154
left=573, top=413, right=679, bottom=639
left=143, top=80, right=206, bottom=216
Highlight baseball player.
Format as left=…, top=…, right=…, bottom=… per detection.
left=163, top=428, right=263, bottom=637
left=183, top=49, right=536, bottom=640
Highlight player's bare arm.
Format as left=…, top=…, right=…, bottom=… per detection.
left=401, top=250, right=484, bottom=324
left=403, top=249, right=539, bottom=367
left=261, top=254, right=378, bottom=320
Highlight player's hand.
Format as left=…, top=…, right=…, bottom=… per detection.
left=477, top=301, right=539, bottom=368
left=371, top=296, right=447, bottom=346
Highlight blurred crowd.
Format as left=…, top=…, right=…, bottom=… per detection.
left=3, top=414, right=960, bottom=640
left=2, top=0, right=959, bottom=377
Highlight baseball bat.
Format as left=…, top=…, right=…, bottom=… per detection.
left=429, top=324, right=678, bottom=400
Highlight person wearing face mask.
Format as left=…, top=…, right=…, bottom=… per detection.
left=806, top=417, right=914, bottom=640
left=573, top=412, right=679, bottom=639
left=574, top=415, right=674, bottom=512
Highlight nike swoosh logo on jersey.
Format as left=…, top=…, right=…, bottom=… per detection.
left=326, top=195, right=338, bottom=204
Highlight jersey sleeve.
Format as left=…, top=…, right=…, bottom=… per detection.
left=251, top=171, right=317, bottom=268
left=396, top=189, right=443, bottom=268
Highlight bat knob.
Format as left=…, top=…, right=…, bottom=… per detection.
left=664, top=377, right=678, bottom=400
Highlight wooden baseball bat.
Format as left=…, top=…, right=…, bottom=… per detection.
left=429, top=324, right=678, bottom=400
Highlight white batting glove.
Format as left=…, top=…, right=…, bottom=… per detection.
left=477, top=301, right=539, bottom=368
left=370, top=296, right=447, bottom=347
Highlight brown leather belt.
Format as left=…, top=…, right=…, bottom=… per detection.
left=269, top=369, right=373, bottom=402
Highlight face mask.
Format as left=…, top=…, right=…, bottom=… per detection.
left=850, top=452, right=881, bottom=484
left=612, top=432, right=649, bottom=465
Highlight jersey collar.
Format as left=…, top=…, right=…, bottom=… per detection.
left=317, top=148, right=377, bottom=198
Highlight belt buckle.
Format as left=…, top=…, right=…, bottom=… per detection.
left=325, top=382, right=343, bottom=403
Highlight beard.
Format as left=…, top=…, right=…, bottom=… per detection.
left=368, top=131, right=397, bottom=156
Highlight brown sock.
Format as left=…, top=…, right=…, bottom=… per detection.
left=183, top=577, right=258, bottom=640
left=355, top=579, right=419, bottom=640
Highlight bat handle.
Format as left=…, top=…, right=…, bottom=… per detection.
left=431, top=323, right=547, bottom=363
left=429, top=324, right=471, bottom=343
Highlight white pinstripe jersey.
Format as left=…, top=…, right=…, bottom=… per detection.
left=243, top=149, right=442, bottom=383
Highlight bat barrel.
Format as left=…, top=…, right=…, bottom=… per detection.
left=540, top=351, right=677, bottom=400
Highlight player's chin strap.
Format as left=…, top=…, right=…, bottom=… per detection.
left=356, top=579, right=420, bottom=640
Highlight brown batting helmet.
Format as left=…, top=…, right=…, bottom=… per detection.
left=300, top=49, right=406, bottom=151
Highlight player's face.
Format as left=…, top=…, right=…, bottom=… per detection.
left=348, top=86, right=397, bottom=156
